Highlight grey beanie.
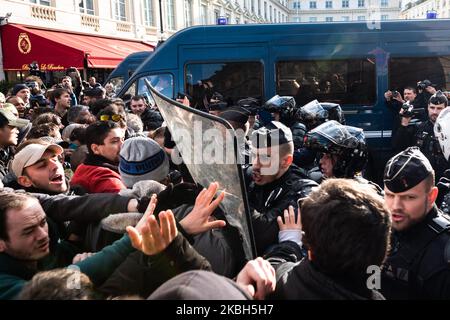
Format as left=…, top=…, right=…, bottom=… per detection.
left=119, top=137, right=169, bottom=187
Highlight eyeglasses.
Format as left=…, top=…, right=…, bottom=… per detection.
left=99, top=114, right=122, bottom=122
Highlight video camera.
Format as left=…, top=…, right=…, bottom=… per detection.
left=417, top=80, right=433, bottom=91
left=400, top=101, right=415, bottom=118
left=29, top=94, right=49, bottom=108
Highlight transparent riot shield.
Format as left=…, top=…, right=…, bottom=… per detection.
left=145, top=79, right=256, bottom=260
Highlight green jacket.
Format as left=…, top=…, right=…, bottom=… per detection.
left=0, top=234, right=133, bottom=300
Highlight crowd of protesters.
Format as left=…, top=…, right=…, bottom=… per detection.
left=0, top=70, right=449, bottom=301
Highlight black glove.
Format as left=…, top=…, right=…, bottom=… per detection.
left=137, top=196, right=151, bottom=214
left=155, top=182, right=203, bottom=212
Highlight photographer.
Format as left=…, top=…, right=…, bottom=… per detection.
left=392, top=91, right=448, bottom=180
left=384, top=87, right=422, bottom=135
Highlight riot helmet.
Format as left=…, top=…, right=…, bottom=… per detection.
left=263, top=95, right=296, bottom=113
left=320, top=102, right=345, bottom=124
left=434, top=106, right=450, bottom=161
left=295, top=100, right=328, bottom=130
left=237, top=97, right=260, bottom=116
left=303, top=120, right=367, bottom=178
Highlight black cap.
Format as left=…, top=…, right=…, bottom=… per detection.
left=251, top=121, right=293, bottom=149
left=12, top=84, right=29, bottom=96
left=220, top=106, right=250, bottom=124
left=209, top=101, right=228, bottom=111
left=384, top=147, right=434, bottom=192
left=148, top=270, right=251, bottom=300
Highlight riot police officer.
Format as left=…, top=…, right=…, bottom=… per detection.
left=246, top=121, right=317, bottom=254
left=382, top=147, right=450, bottom=299
left=303, top=120, right=369, bottom=184
left=392, top=91, right=449, bottom=181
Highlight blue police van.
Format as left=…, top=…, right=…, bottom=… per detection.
left=104, top=51, right=152, bottom=92
left=117, top=19, right=450, bottom=181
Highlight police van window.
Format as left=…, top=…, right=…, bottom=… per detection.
left=185, top=62, right=263, bottom=106
left=276, top=59, right=376, bottom=106
left=109, top=76, right=124, bottom=92
left=389, top=56, right=450, bottom=92
left=137, top=74, right=174, bottom=98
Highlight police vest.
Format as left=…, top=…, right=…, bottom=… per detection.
left=381, top=208, right=450, bottom=299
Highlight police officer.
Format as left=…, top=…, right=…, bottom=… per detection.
left=246, top=121, right=317, bottom=254
left=303, top=120, right=370, bottom=185
left=392, top=91, right=448, bottom=181
left=382, top=147, right=450, bottom=299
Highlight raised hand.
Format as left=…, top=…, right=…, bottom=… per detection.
left=277, top=205, right=302, bottom=231
left=179, top=182, right=226, bottom=235
left=126, top=210, right=178, bottom=256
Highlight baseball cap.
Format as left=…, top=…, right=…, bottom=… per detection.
left=11, top=143, right=63, bottom=177
left=0, top=109, right=30, bottom=128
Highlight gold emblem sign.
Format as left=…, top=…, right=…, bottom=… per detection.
left=18, top=33, right=31, bottom=54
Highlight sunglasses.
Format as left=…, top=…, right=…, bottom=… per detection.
left=99, top=114, right=122, bottom=122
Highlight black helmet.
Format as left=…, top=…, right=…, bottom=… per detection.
left=295, top=100, right=328, bottom=130
left=320, top=102, right=345, bottom=124
left=237, top=97, right=260, bottom=116
left=263, top=95, right=296, bottom=113
left=303, top=120, right=367, bottom=178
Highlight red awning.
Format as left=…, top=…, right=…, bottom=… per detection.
left=1, top=24, right=154, bottom=71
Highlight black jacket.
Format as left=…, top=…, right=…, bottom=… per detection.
left=270, top=258, right=385, bottom=300
left=392, top=120, right=448, bottom=181
left=246, top=165, right=318, bottom=255
left=381, top=205, right=450, bottom=299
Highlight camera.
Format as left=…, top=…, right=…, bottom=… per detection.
left=417, top=80, right=432, bottom=91
left=29, top=94, right=49, bottom=108
left=392, top=90, right=400, bottom=97
left=400, top=101, right=414, bottom=118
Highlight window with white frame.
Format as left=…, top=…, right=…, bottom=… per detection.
left=310, top=1, right=317, bottom=8
left=30, top=0, right=51, bottom=5
left=79, top=0, right=95, bottom=15
left=167, top=0, right=175, bottom=29
left=293, top=1, right=300, bottom=9
left=258, top=0, right=261, bottom=14
left=381, top=0, right=388, bottom=7
left=269, top=5, right=272, bottom=20
left=381, top=14, right=388, bottom=20
left=264, top=1, right=267, bottom=19
left=143, top=0, right=154, bottom=26
left=358, top=0, right=365, bottom=7
left=326, top=1, right=333, bottom=8
left=293, top=16, right=301, bottom=22
left=201, top=4, right=208, bottom=24
left=357, top=15, right=365, bottom=20
left=185, top=0, right=192, bottom=27
left=326, top=16, right=333, bottom=21
left=309, top=16, right=317, bottom=22
left=342, top=15, right=350, bottom=21
left=342, top=0, right=349, bottom=7
left=113, top=0, right=127, bottom=21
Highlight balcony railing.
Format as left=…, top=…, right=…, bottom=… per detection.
left=31, top=5, right=56, bottom=21
left=116, top=21, right=132, bottom=32
left=81, top=15, right=100, bottom=30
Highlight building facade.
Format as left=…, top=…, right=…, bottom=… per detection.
left=289, top=0, right=401, bottom=22
left=0, top=0, right=292, bottom=81
left=400, top=0, right=450, bottom=19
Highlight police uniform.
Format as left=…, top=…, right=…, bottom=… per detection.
left=246, top=121, right=318, bottom=255
left=392, top=119, right=448, bottom=181
left=381, top=147, right=450, bottom=299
